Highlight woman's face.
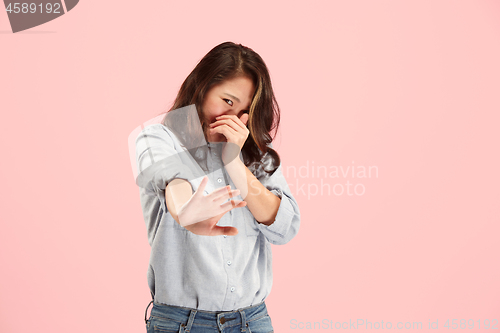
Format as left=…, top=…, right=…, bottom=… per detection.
left=202, top=75, right=255, bottom=141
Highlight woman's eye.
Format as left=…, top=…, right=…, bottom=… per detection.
left=223, top=98, right=233, bottom=106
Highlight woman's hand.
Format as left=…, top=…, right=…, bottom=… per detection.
left=209, top=114, right=249, bottom=165
left=177, top=175, right=246, bottom=236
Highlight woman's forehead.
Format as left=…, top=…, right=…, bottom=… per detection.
left=216, top=77, right=255, bottom=103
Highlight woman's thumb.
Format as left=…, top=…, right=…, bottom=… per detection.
left=240, top=113, right=249, bottom=126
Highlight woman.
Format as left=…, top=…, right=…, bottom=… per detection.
left=135, top=41, right=300, bottom=333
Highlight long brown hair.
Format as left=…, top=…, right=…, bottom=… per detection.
left=162, top=41, right=281, bottom=176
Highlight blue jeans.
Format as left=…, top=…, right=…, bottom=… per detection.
left=145, top=300, right=274, bottom=333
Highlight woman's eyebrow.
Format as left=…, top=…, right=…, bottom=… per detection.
left=223, top=93, right=240, bottom=103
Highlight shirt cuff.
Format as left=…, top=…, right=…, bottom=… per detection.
left=136, top=157, right=195, bottom=194
left=257, top=191, right=295, bottom=237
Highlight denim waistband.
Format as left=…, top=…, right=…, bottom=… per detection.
left=146, top=300, right=268, bottom=331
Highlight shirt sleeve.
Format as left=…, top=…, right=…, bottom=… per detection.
left=135, top=124, right=195, bottom=199
left=256, top=143, right=301, bottom=245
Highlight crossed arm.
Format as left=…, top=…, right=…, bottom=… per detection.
left=165, top=157, right=280, bottom=227
left=223, top=156, right=280, bottom=226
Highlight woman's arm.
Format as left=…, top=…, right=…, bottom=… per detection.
left=209, top=112, right=300, bottom=244
left=209, top=113, right=281, bottom=226
left=165, top=176, right=244, bottom=236
left=165, top=179, right=193, bottom=225
left=224, top=157, right=280, bottom=226
left=226, top=154, right=301, bottom=245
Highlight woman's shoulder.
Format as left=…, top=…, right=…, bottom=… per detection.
left=139, top=123, right=169, bottom=134
left=136, top=123, right=177, bottom=143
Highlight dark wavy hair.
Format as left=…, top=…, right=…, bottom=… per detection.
left=161, top=41, right=281, bottom=176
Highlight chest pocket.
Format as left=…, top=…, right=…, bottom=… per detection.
left=242, top=206, right=260, bottom=236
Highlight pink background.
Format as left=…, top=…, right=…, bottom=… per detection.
left=1, top=0, right=499, bottom=332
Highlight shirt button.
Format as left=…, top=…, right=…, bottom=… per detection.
left=227, top=261, right=232, bottom=266
left=223, top=235, right=227, bottom=238
left=217, top=178, right=222, bottom=183
left=230, top=287, right=235, bottom=292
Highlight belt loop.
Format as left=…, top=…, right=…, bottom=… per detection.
left=183, top=309, right=197, bottom=332
left=144, top=300, right=154, bottom=324
left=239, top=308, right=248, bottom=332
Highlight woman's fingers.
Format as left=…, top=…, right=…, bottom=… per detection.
left=212, top=226, right=239, bottom=236
left=220, top=199, right=247, bottom=211
left=212, top=115, right=248, bottom=131
left=213, top=189, right=240, bottom=204
left=194, top=176, right=209, bottom=197
left=184, top=217, right=239, bottom=236
left=210, top=185, right=231, bottom=196
left=210, top=124, right=238, bottom=141
left=198, top=180, right=232, bottom=199
left=210, top=118, right=241, bottom=131
left=239, top=113, right=249, bottom=127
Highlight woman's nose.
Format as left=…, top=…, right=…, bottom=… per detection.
left=223, top=109, right=238, bottom=116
